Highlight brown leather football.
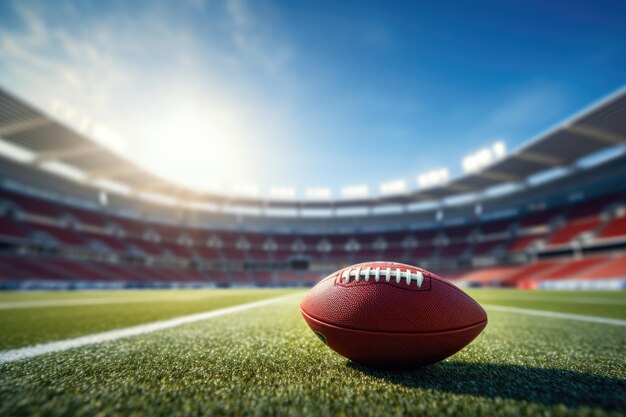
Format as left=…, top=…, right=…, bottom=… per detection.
left=300, top=261, right=487, bottom=368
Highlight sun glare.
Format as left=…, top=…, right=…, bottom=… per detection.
left=133, top=98, right=256, bottom=192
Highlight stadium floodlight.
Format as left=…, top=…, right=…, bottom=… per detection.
left=137, top=191, right=177, bottom=206
left=372, top=205, right=404, bottom=215
left=264, top=207, right=298, bottom=217
left=0, top=139, right=36, bottom=163
left=232, top=184, right=260, bottom=198
left=92, top=124, right=128, bottom=153
left=306, top=187, right=332, bottom=200
left=380, top=179, right=407, bottom=195
left=224, top=205, right=263, bottom=216
left=341, top=184, right=369, bottom=199
left=300, top=208, right=333, bottom=217
left=40, top=161, right=87, bottom=183
left=270, top=186, right=296, bottom=200
left=91, top=178, right=132, bottom=196
left=51, top=99, right=127, bottom=153
left=462, top=140, right=507, bottom=173
left=51, top=99, right=78, bottom=123
left=417, top=168, right=449, bottom=189
left=492, top=141, right=506, bottom=158
left=186, top=200, right=218, bottom=212
left=98, top=191, right=108, bottom=206
left=51, top=100, right=92, bottom=134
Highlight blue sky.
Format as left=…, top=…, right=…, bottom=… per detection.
left=0, top=0, right=625, bottom=198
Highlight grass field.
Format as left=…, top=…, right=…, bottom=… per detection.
left=0, top=288, right=625, bottom=417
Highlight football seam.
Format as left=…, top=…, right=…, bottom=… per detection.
left=300, top=308, right=488, bottom=335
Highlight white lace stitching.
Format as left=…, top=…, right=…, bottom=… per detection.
left=340, top=266, right=424, bottom=287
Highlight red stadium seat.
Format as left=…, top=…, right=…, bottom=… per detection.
left=548, top=217, right=601, bottom=246
left=456, top=266, right=518, bottom=285
left=500, top=260, right=564, bottom=286
left=0, top=189, right=59, bottom=218
left=597, top=213, right=626, bottom=240
left=579, top=254, right=626, bottom=279
left=27, top=223, right=85, bottom=246
left=0, top=217, right=29, bottom=240
left=530, top=257, right=609, bottom=281
left=509, top=234, right=545, bottom=252
left=472, top=239, right=507, bottom=255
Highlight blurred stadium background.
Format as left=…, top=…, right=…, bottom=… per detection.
left=0, top=86, right=625, bottom=291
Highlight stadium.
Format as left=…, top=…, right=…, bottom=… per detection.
left=0, top=2, right=625, bottom=417
left=1, top=86, right=626, bottom=290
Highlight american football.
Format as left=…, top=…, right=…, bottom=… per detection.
left=301, top=262, right=487, bottom=368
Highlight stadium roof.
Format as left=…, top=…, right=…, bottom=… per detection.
left=0, top=86, right=625, bottom=209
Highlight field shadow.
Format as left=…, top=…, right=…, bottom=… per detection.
left=347, top=361, right=626, bottom=411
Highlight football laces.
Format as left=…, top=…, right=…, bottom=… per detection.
left=339, top=266, right=424, bottom=287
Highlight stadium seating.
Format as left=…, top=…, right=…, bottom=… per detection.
left=499, top=260, right=563, bottom=286
left=277, top=271, right=303, bottom=284
left=161, top=243, right=195, bottom=259
left=438, top=244, right=467, bottom=258
left=0, top=255, right=70, bottom=281
left=597, top=212, right=626, bottom=240
left=253, top=271, right=274, bottom=286
left=352, top=250, right=382, bottom=263
left=472, top=239, right=507, bottom=256
left=525, top=257, right=608, bottom=281
left=548, top=217, right=601, bottom=246
left=222, top=248, right=247, bottom=261
left=0, top=217, right=29, bottom=240
left=47, top=259, right=118, bottom=281
left=194, top=247, right=220, bottom=261
left=457, top=266, right=518, bottom=286
left=230, top=270, right=251, bottom=285
left=479, top=220, right=511, bottom=235
left=385, top=248, right=407, bottom=262
left=409, top=246, right=436, bottom=260
left=127, top=238, right=164, bottom=257
left=509, top=234, right=545, bottom=252
left=579, top=254, right=626, bottom=279
left=519, top=207, right=562, bottom=228
left=83, top=231, right=129, bottom=252
left=59, top=206, right=108, bottom=228
left=1, top=189, right=59, bottom=218
left=27, top=223, right=85, bottom=246
left=271, top=250, right=293, bottom=262
left=247, top=250, right=269, bottom=262
left=1, top=186, right=625, bottom=288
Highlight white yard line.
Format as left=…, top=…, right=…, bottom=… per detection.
left=0, top=293, right=300, bottom=364
left=483, top=304, right=626, bottom=326
left=0, top=292, right=267, bottom=309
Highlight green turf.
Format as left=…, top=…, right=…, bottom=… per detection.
left=468, top=289, right=626, bottom=319
left=0, top=289, right=298, bottom=350
left=0, top=289, right=625, bottom=417
left=0, top=288, right=300, bottom=302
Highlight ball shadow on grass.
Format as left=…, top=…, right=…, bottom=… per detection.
left=347, top=360, right=626, bottom=411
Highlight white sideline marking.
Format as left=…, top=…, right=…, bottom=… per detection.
left=0, top=293, right=300, bottom=364
left=483, top=304, right=626, bottom=326
left=0, top=292, right=261, bottom=310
